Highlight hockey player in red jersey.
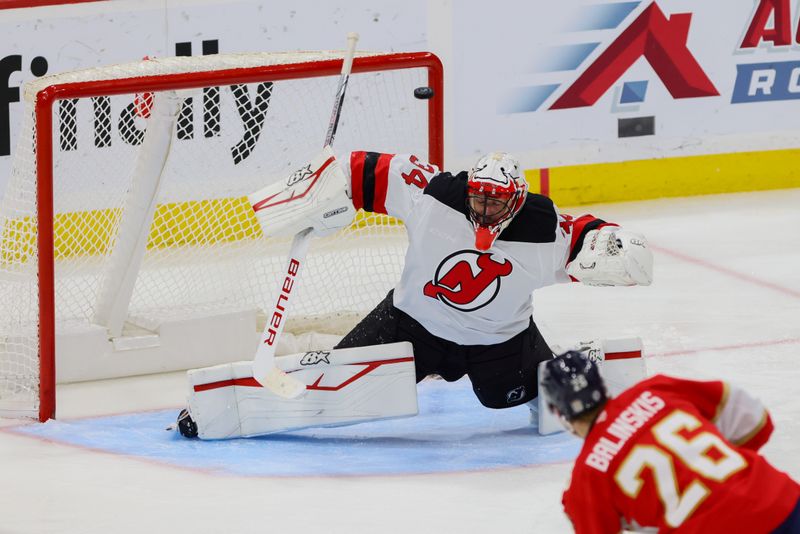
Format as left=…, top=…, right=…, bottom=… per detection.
left=336, top=151, right=653, bottom=410
left=540, top=351, right=800, bottom=533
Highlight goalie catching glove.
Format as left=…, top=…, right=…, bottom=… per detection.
left=567, top=227, right=653, bottom=286
left=249, top=146, right=356, bottom=238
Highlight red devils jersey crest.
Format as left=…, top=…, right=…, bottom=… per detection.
left=423, top=251, right=513, bottom=311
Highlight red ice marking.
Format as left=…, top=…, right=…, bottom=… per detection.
left=193, top=357, right=414, bottom=392
left=650, top=337, right=800, bottom=358
left=0, top=0, right=101, bottom=9
left=651, top=245, right=800, bottom=299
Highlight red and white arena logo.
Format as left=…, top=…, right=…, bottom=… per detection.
left=423, top=251, right=513, bottom=311
left=551, top=2, right=718, bottom=109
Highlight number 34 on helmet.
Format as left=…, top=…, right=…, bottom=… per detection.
left=466, top=152, right=528, bottom=251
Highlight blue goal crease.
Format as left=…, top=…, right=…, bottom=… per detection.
left=13, top=378, right=581, bottom=477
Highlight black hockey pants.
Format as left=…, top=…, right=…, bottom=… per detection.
left=335, top=290, right=553, bottom=408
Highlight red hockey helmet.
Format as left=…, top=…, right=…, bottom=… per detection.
left=466, top=152, right=527, bottom=250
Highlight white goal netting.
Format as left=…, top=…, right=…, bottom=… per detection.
left=0, top=51, right=442, bottom=419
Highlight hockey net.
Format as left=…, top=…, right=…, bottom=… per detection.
left=0, top=51, right=443, bottom=420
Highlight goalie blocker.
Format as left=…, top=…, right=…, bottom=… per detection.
left=248, top=146, right=356, bottom=239
left=184, top=342, right=417, bottom=439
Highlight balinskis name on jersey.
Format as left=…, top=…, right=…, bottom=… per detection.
left=345, top=151, right=609, bottom=345
left=585, top=391, right=666, bottom=472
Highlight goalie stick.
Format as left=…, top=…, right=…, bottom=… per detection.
left=251, top=32, right=360, bottom=399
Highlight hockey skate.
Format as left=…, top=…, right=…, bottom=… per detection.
left=175, top=408, right=198, bottom=438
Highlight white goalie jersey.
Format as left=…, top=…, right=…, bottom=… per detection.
left=345, top=151, right=623, bottom=345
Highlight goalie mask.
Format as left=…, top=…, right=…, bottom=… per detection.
left=466, top=152, right=527, bottom=251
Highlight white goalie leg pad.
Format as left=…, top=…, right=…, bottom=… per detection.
left=187, top=341, right=417, bottom=439
left=597, top=337, right=647, bottom=395
left=248, top=146, right=356, bottom=238
left=536, top=337, right=647, bottom=435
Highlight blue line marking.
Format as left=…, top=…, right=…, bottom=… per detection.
left=14, top=379, right=581, bottom=477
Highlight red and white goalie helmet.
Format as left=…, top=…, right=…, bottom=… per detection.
left=466, top=152, right=528, bottom=250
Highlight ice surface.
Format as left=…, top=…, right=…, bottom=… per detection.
left=0, top=189, right=798, bottom=533
left=8, top=378, right=580, bottom=477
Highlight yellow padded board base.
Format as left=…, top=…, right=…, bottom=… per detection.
left=525, top=148, right=800, bottom=207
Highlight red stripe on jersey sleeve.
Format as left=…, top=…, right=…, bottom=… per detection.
left=372, top=153, right=393, bottom=215
left=350, top=151, right=366, bottom=210
left=569, top=215, right=616, bottom=257
left=566, top=215, right=619, bottom=272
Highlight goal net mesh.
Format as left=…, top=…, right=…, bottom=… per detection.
left=0, top=51, right=440, bottom=418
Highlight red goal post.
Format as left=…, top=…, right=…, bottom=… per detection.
left=0, top=51, right=443, bottom=422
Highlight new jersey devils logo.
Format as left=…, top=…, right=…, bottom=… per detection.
left=423, top=251, right=513, bottom=311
